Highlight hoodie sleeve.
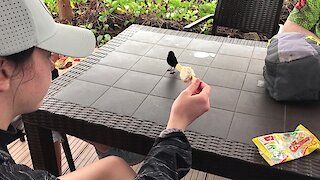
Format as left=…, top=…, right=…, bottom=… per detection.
left=135, top=132, right=192, bottom=180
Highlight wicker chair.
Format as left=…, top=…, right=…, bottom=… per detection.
left=184, top=0, right=284, bottom=39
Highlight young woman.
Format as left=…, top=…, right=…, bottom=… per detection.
left=0, top=0, right=211, bottom=179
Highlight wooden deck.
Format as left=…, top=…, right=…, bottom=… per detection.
left=8, top=135, right=229, bottom=179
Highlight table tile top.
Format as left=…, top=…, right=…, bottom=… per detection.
left=227, top=113, right=284, bottom=144
left=53, top=25, right=319, bottom=145
left=211, top=54, right=250, bottom=72
left=218, top=43, right=254, bottom=58
left=186, top=39, right=222, bottom=53
left=78, top=64, right=127, bottom=86
left=178, top=50, right=215, bottom=66
left=145, top=45, right=184, bottom=60
left=99, top=51, right=141, bottom=69
left=133, top=95, right=174, bottom=125
left=247, top=59, right=265, bottom=75
left=130, top=30, right=164, bottom=44
left=91, top=87, right=147, bottom=116
left=157, top=34, right=193, bottom=48
left=252, top=47, right=268, bottom=60
left=203, top=68, right=246, bottom=89
left=54, top=79, right=110, bottom=106
left=188, top=108, right=233, bottom=139
left=116, top=40, right=154, bottom=55
left=113, top=71, right=161, bottom=94
left=130, top=57, right=168, bottom=76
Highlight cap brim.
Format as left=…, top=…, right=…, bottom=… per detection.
left=37, top=23, right=96, bottom=58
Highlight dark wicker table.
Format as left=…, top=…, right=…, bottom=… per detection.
left=23, top=25, right=320, bottom=179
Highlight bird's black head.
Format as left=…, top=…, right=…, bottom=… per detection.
left=167, top=51, right=178, bottom=67
left=168, top=51, right=175, bottom=57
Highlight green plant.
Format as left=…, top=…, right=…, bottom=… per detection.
left=200, top=19, right=213, bottom=34
left=199, top=0, right=217, bottom=17
left=43, top=0, right=58, bottom=15
left=79, top=21, right=111, bottom=47
left=97, top=34, right=112, bottom=47
left=98, top=0, right=217, bottom=23
left=71, top=0, right=88, bottom=4
left=44, top=0, right=218, bottom=47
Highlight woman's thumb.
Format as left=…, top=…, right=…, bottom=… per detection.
left=185, top=78, right=200, bottom=94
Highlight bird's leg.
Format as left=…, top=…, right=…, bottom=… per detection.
left=170, top=69, right=176, bottom=74
left=167, top=66, right=173, bottom=72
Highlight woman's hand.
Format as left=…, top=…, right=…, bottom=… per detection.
left=167, top=78, right=211, bottom=131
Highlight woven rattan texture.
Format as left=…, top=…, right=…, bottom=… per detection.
left=26, top=98, right=320, bottom=179
left=214, top=0, right=283, bottom=37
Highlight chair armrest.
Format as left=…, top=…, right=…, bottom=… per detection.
left=183, top=14, right=215, bottom=30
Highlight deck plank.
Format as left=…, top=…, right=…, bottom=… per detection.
left=197, top=171, right=206, bottom=180
left=8, top=135, right=228, bottom=180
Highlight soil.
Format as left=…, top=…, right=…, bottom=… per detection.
left=56, top=0, right=298, bottom=42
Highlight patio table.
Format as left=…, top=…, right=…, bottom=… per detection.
left=23, top=24, right=320, bottom=179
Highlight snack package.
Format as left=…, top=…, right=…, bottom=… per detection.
left=55, top=57, right=78, bottom=69
left=252, top=124, right=320, bottom=166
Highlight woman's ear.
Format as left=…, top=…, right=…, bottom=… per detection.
left=0, top=58, right=13, bottom=92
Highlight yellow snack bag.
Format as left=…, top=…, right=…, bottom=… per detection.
left=55, top=57, right=74, bottom=69
left=252, top=124, right=320, bottom=166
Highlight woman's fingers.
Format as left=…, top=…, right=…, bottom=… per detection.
left=185, top=78, right=201, bottom=95
left=199, top=82, right=211, bottom=96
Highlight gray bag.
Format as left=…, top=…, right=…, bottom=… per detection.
left=263, top=32, right=320, bottom=101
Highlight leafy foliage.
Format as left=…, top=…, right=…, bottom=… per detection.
left=43, top=0, right=58, bottom=15
left=42, top=0, right=216, bottom=46
left=42, top=0, right=295, bottom=46
left=43, top=0, right=217, bottom=46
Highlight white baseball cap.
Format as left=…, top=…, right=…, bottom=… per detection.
left=0, top=0, right=96, bottom=57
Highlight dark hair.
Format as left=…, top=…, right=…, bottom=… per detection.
left=1, top=47, right=36, bottom=106
left=4, top=47, right=35, bottom=67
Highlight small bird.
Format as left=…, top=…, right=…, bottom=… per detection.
left=167, top=51, right=178, bottom=74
